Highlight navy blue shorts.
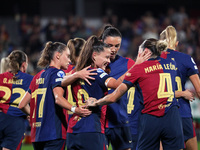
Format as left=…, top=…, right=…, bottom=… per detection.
left=131, top=134, right=138, bottom=150
left=182, top=117, right=196, bottom=141
left=32, top=139, right=65, bottom=150
left=137, top=106, right=184, bottom=150
left=105, top=127, right=132, bottom=150
left=0, top=112, right=26, bottom=150
left=67, top=132, right=107, bottom=150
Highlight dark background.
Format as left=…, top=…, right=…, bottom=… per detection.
left=1, top=0, right=200, bottom=19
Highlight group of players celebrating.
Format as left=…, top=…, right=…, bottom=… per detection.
left=0, top=24, right=200, bottom=150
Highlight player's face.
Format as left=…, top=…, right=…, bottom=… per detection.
left=103, top=36, right=121, bottom=61
left=60, top=47, right=71, bottom=70
left=93, top=47, right=111, bottom=70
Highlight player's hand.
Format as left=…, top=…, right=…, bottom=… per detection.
left=183, top=89, right=195, bottom=102
left=77, top=65, right=97, bottom=85
left=135, top=49, right=152, bottom=65
left=86, top=97, right=98, bottom=107
left=75, top=106, right=92, bottom=117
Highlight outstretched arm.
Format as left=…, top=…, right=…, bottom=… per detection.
left=61, top=65, right=97, bottom=87
left=87, top=83, right=129, bottom=107
left=53, top=86, right=92, bottom=117
left=105, top=50, right=151, bottom=89
left=175, top=90, right=194, bottom=102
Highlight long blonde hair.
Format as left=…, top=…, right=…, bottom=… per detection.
left=160, top=25, right=177, bottom=49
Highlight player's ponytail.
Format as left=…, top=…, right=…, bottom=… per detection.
left=98, top=24, right=122, bottom=41
left=67, top=38, right=85, bottom=65
left=141, top=38, right=167, bottom=57
left=0, top=57, right=9, bottom=73
left=7, top=50, right=27, bottom=80
left=75, top=35, right=108, bottom=71
left=156, top=40, right=168, bottom=53
left=38, top=41, right=66, bottom=68
left=160, top=25, right=177, bottom=49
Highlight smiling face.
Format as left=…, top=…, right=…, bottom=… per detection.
left=59, top=47, right=71, bottom=70
left=93, top=47, right=111, bottom=70
left=103, top=36, right=121, bottom=61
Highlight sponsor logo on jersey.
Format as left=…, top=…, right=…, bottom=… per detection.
left=100, top=72, right=107, bottom=78
left=55, top=78, right=63, bottom=82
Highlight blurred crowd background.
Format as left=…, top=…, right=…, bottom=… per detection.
left=1, top=0, right=200, bottom=141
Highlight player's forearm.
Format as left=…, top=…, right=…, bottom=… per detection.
left=175, top=91, right=183, bottom=98
left=61, top=72, right=79, bottom=87
left=19, top=104, right=30, bottom=115
left=55, top=95, right=72, bottom=111
left=18, top=92, right=31, bottom=115
left=96, top=94, right=116, bottom=106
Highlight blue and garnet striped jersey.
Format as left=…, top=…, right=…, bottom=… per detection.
left=161, top=49, right=199, bottom=118
left=67, top=68, right=109, bottom=134
left=124, top=57, right=178, bottom=117
left=127, top=85, right=143, bottom=135
left=106, top=55, right=135, bottom=128
left=0, top=71, right=33, bottom=116
left=28, top=66, right=67, bottom=142
left=64, top=64, right=75, bottom=124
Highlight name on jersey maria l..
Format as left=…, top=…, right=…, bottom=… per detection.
left=144, top=62, right=177, bottom=73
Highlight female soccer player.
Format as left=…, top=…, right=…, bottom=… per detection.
left=98, top=24, right=136, bottom=150
left=0, top=50, right=33, bottom=150
left=66, top=35, right=150, bottom=150
left=160, top=25, right=200, bottom=150
left=18, top=41, right=94, bottom=150
left=87, top=38, right=185, bottom=150
left=64, top=38, right=86, bottom=123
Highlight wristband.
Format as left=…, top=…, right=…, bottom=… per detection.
left=71, top=106, right=77, bottom=113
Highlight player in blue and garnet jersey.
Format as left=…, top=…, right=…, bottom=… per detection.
left=87, top=38, right=185, bottom=150
left=0, top=50, right=33, bottom=150
left=67, top=35, right=150, bottom=150
left=98, top=25, right=134, bottom=150
left=160, top=25, right=200, bottom=150
left=19, top=41, right=93, bottom=150
left=64, top=38, right=86, bottom=124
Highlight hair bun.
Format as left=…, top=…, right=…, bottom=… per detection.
left=156, top=40, right=168, bottom=52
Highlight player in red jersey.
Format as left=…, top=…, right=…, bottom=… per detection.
left=66, top=35, right=150, bottom=150
left=0, top=50, right=33, bottom=150
left=64, top=38, right=86, bottom=126
left=87, top=38, right=185, bottom=150
left=160, top=25, right=200, bottom=150
left=19, top=41, right=94, bottom=150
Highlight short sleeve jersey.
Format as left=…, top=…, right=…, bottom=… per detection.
left=28, top=67, right=67, bottom=142
left=0, top=71, right=33, bottom=116
left=161, top=49, right=199, bottom=117
left=67, top=68, right=110, bottom=134
left=123, top=57, right=178, bottom=117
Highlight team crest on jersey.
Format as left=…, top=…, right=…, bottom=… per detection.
left=57, top=71, right=65, bottom=78
left=97, top=68, right=104, bottom=73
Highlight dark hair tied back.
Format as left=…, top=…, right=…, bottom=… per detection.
left=98, top=24, right=122, bottom=41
